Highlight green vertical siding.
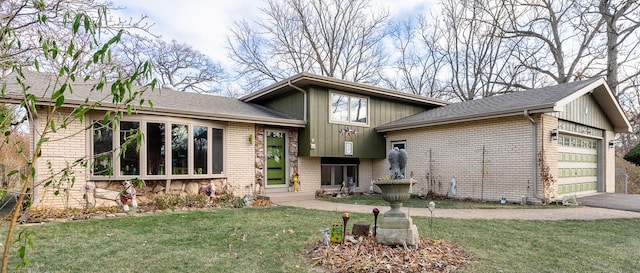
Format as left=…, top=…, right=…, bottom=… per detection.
left=262, top=91, right=305, bottom=120
left=301, top=86, right=430, bottom=159
left=551, top=94, right=613, bottom=131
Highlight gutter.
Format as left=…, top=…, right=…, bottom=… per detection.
left=287, top=80, right=308, bottom=122
left=524, top=110, right=544, bottom=200
left=376, top=106, right=556, bottom=133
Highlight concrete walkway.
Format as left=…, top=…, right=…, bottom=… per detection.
left=276, top=199, right=640, bottom=220
left=577, top=193, right=640, bottom=213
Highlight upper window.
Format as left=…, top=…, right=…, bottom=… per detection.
left=91, top=118, right=225, bottom=179
left=330, top=93, right=368, bottom=125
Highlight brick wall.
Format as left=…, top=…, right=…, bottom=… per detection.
left=605, top=130, right=615, bottom=192
left=539, top=114, right=559, bottom=200
left=34, top=107, right=89, bottom=208
left=381, top=115, right=539, bottom=203
left=225, top=122, right=257, bottom=197
left=32, top=108, right=261, bottom=208
left=298, top=157, right=320, bottom=193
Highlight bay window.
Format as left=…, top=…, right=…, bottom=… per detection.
left=91, top=117, right=225, bottom=179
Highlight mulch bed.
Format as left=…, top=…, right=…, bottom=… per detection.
left=306, top=236, right=470, bottom=273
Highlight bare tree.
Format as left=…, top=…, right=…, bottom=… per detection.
left=380, top=15, right=449, bottom=99
left=0, top=0, right=151, bottom=78
left=596, top=0, right=640, bottom=97
left=1, top=1, right=155, bottom=270
left=149, top=39, right=224, bottom=93
left=498, top=0, right=606, bottom=87
left=114, top=38, right=225, bottom=94
left=227, top=0, right=389, bottom=88
left=438, top=0, right=522, bottom=101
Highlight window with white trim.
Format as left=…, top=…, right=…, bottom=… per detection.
left=330, top=93, right=368, bottom=125
left=391, top=140, right=407, bottom=178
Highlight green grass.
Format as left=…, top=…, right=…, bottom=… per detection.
left=317, top=194, right=570, bottom=209
left=2, top=207, right=640, bottom=272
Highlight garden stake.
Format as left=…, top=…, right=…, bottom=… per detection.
left=428, top=201, right=436, bottom=236
left=342, top=213, right=350, bottom=243
left=372, top=208, right=379, bottom=237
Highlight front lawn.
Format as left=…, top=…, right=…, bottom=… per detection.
left=2, top=207, right=639, bottom=272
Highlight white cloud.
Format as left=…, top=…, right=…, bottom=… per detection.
left=109, top=0, right=436, bottom=67
left=110, top=0, right=266, bottom=65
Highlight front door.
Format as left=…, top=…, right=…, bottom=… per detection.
left=266, top=131, right=287, bottom=187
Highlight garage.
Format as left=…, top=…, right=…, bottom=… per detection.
left=557, top=133, right=600, bottom=195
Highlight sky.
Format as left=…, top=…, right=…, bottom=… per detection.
left=109, top=0, right=437, bottom=67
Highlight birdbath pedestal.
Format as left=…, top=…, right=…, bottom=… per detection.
left=375, top=179, right=420, bottom=249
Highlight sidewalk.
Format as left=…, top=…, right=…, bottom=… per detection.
left=276, top=199, right=640, bottom=220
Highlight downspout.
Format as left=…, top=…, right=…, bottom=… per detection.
left=287, top=81, right=308, bottom=122
left=286, top=81, right=307, bottom=188
left=524, top=110, right=544, bottom=200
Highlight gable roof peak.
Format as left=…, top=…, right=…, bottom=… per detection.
left=377, top=77, right=631, bottom=133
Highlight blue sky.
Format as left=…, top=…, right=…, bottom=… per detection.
left=109, top=0, right=437, bottom=67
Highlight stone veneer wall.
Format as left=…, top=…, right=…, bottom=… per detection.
left=254, top=125, right=299, bottom=193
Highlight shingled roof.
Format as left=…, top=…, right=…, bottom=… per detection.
left=0, top=72, right=305, bottom=127
left=376, top=78, right=631, bottom=133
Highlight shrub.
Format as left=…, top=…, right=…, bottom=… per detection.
left=153, top=193, right=186, bottom=210
left=185, top=194, right=207, bottom=208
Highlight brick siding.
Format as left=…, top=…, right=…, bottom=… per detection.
left=381, top=115, right=540, bottom=203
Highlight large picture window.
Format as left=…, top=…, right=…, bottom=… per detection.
left=194, top=126, right=208, bottom=175
left=171, top=124, right=189, bottom=175
left=91, top=117, right=225, bottom=179
left=92, top=121, right=113, bottom=176
left=212, top=128, right=224, bottom=174
left=120, top=121, right=140, bottom=175
left=330, top=93, right=368, bottom=125
left=147, top=122, right=166, bottom=175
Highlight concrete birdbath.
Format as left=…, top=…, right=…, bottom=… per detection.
left=375, top=148, right=420, bottom=249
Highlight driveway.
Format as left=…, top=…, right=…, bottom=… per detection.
left=578, top=193, right=640, bottom=213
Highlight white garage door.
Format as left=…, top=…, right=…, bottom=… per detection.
left=557, top=134, right=599, bottom=195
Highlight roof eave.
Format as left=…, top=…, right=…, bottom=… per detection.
left=241, top=73, right=450, bottom=106
left=23, top=97, right=306, bottom=128
left=376, top=106, right=556, bottom=132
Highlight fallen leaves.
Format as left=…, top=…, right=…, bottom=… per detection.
left=305, top=236, right=469, bottom=273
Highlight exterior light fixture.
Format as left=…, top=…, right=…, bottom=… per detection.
left=551, top=129, right=558, bottom=140
left=609, top=140, right=615, bottom=149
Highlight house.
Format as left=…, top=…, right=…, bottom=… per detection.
left=0, top=72, right=630, bottom=208
left=376, top=78, right=631, bottom=202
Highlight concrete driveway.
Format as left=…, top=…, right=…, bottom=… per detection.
left=578, top=193, right=640, bottom=213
